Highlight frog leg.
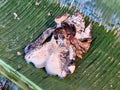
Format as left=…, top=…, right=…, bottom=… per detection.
left=24, top=28, right=55, bottom=54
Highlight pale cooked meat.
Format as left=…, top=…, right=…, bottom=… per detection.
left=24, top=12, right=93, bottom=78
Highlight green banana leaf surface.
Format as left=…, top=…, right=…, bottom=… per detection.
left=0, top=0, right=120, bottom=90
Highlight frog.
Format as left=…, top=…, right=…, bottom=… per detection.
left=24, top=12, right=92, bottom=78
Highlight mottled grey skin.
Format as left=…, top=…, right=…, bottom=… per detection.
left=24, top=27, right=76, bottom=78
left=55, top=12, right=92, bottom=40
left=64, top=13, right=92, bottom=40
left=24, top=28, right=55, bottom=54
left=24, top=12, right=92, bottom=78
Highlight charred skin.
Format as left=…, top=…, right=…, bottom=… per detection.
left=24, top=28, right=55, bottom=54
left=53, top=27, right=76, bottom=75
left=45, top=28, right=76, bottom=78
left=24, top=13, right=93, bottom=78
left=64, top=13, right=85, bottom=34
left=24, top=26, right=76, bottom=78
left=55, top=12, right=92, bottom=40
left=55, top=13, right=92, bottom=59
left=70, top=37, right=92, bottom=58
left=57, top=21, right=92, bottom=59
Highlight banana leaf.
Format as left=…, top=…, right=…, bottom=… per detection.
left=0, top=0, right=120, bottom=90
